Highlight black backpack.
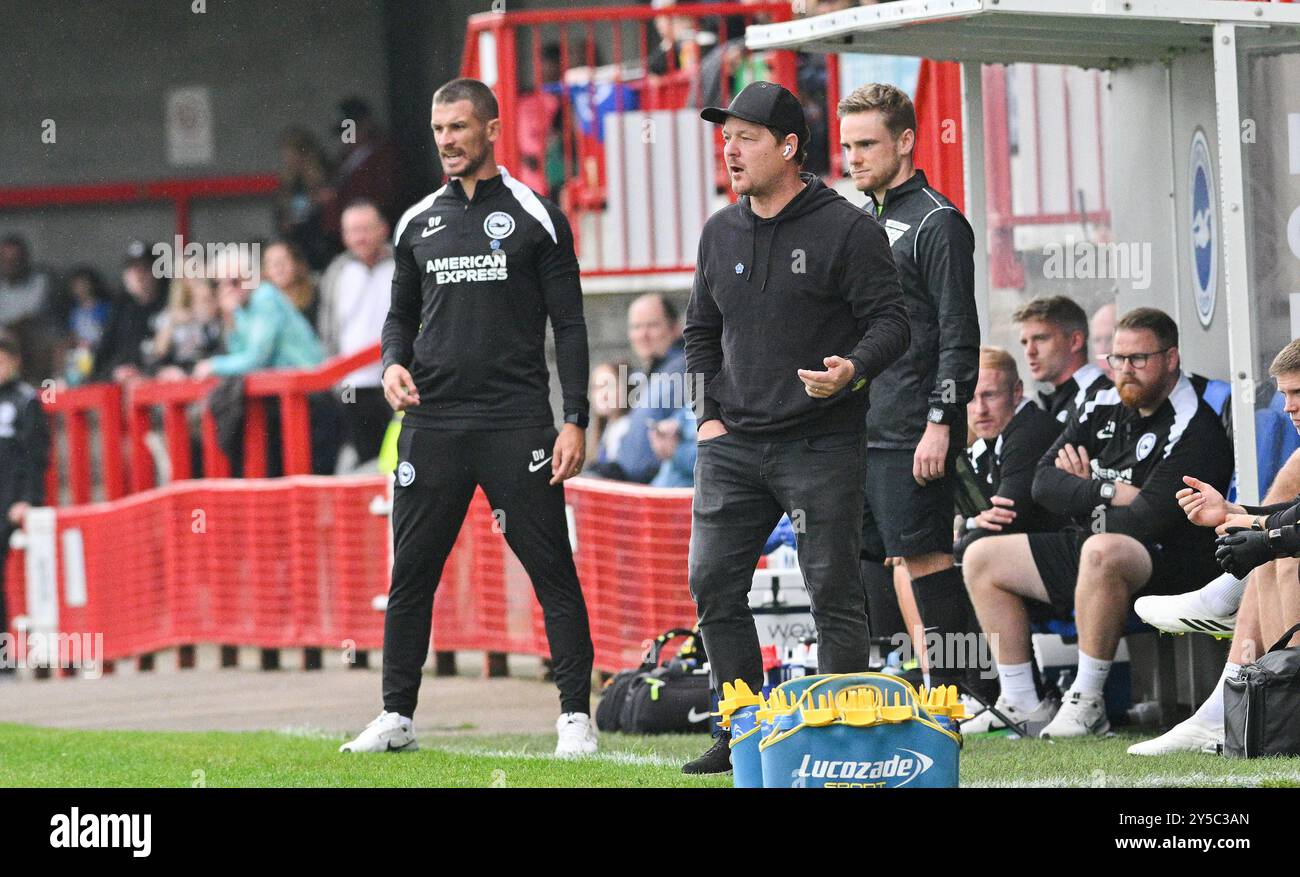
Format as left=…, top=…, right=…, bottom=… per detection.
left=596, top=628, right=713, bottom=734
left=1225, top=622, right=1300, bottom=757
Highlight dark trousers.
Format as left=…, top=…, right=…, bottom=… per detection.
left=0, top=524, right=11, bottom=673
left=341, top=386, right=391, bottom=464
left=383, top=424, right=594, bottom=718
left=688, top=430, right=871, bottom=696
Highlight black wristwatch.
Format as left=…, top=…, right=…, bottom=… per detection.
left=564, top=411, right=590, bottom=429
left=927, top=406, right=953, bottom=426
left=1099, top=481, right=1117, bottom=504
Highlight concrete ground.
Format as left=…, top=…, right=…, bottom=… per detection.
left=0, top=653, right=561, bottom=736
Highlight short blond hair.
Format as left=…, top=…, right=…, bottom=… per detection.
left=836, top=83, right=917, bottom=140
left=1270, top=339, right=1300, bottom=378
left=980, top=345, right=1019, bottom=388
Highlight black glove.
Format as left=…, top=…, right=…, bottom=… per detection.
left=1215, top=527, right=1276, bottom=578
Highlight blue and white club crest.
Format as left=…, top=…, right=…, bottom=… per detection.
left=483, top=211, right=515, bottom=240
left=397, top=461, right=416, bottom=487
left=1189, top=128, right=1217, bottom=327
left=1136, top=432, right=1157, bottom=462
left=735, top=262, right=744, bottom=274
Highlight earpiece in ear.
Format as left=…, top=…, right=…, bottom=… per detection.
left=783, top=145, right=792, bottom=157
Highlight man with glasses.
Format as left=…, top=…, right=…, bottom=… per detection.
left=961, top=307, right=1232, bottom=737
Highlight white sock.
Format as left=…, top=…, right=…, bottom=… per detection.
left=1191, top=662, right=1241, bottom=727
left=398, top=714, right=413, bottom=726
left=1071, top=651, right=1113, bottom=696
left=997, top=661, right=1039, bottom=711
left=1199, top=572, right=1246, bottom=617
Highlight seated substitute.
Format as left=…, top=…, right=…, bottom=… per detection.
left=961, top=307, right=1233, bottom=737
left=956, top=345, right=1066, bottom=562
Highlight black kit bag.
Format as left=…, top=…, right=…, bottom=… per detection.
left=1224, top=621, right=1300, bottom=757
left=596, top=628, right=712, bottom=734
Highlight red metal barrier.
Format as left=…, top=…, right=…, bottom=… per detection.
left=3, top=475, right=697, bottom=674
left=42, top=382, right=126, bottom=506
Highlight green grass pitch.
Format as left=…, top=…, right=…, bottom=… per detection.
left=3, top=723, right=1300, bottom=787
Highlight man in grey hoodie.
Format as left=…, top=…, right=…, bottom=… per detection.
left=682, top=81, right=911, bottom=774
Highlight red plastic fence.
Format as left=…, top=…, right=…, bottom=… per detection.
left=3, top=475, right=697, bottom=674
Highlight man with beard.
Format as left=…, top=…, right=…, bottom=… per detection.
left=961, top=308, right=1232, bottom=737
left=340, top=77, right=597, bottom=757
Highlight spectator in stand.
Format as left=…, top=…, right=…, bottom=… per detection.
left=648, top=406, right=698, bottom=487
left=1091, top=300, right=1117, bottom=382
left=60, top=267, right=112, bottom=386
left=148, top=273, right=222, bottom=380
left=691, top=0, right=774, bottom=111
left=91, top=241, right=166, bottom=384
left=956, top=346, right=1066, bottom=561
left=648, top=0, right=706, bottom=75
left=318, top=200, right=395, bottom=466
left=962, top=308, right=1233, bottom=737
left=194, top=264, right=340, bottom=476
left=263, top=239, right=320, bottom=328
left=586, top=361, right=632, bottom=474
left=333, top=98, right=398, bottom=227
left=0, top=331, right=50, bottom=664
left=0, top=235, right=60, bottom=384
left=517, top=44, right=564, bottom=199
left=275, top=127, right=339, bottom=271
left=611, top=293, right=688, bottom=483
left=1014, top=295, right=1112, bottom=425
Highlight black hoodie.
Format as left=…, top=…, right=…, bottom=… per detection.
left=685, top=173, right=910, bottom=440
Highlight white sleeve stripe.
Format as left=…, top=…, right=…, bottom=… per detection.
left=498, top=165, right=557, bottom=244
left=392, top=186, right=447, bottom=246
left=922, top=188, right=945, bottom=208
left=1162, top=375, right=1200, bottom=459
left=1079, top=387, right=1120, bottom=424
left=912, top=205, right=957, bottom=262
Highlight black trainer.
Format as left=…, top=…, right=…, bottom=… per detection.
left=682, top=732, right=732, bottom=775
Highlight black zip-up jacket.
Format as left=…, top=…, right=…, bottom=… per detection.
left=381, top=166, right=589, bottom=430
left=0, top=376, right=50, bottom=518
left=969, top=400, right=1070, bottom=535
left=685, top=173, right=910, bottom=440
left=1038, top=362, right=1112, bottom=425
left=1032, top=373, right=1233, bottom=554
left=863, top=170, right=979, bottom=449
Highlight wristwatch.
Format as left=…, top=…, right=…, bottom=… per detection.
left=927, top=406, right=952, bottom=426
left=1099, top=481, right=1117, bottom=504
left=564, top=411, right=590, bottom=429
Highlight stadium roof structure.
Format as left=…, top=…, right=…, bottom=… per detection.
left=747, top=0, right=1300, bottom=502
left=744, top=0, right=1300, bottom=68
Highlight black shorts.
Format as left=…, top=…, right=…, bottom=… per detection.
left=1025, top=528, right=1204, bottom=620
left=861, top=446, right=957, bottom=561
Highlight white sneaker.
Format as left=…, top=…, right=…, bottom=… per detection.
left=1127, top=715, right=1223, bottom=756
left=339, top=711, right=418, bottom=753
left=1040, top=690, right=1110, bottom=738
left=555, top=712, right=598, bottom=757
left=960, top=695, right=1059, bottom=734
left=1134, top=591, right=1236, bottom=638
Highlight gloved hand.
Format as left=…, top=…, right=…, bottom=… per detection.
left=1215, top=527, right=1275, bottom=578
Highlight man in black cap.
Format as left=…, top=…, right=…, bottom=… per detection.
left=682, top=81, right=911, bottom=774
left=0, top=331, right=50, bottom=672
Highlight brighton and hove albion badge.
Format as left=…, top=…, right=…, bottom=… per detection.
left=1135, top=432, right=1157, bottom=461
left=484, top=211, right=515, bottom=240
left=397, top=461, right=416, bottom=486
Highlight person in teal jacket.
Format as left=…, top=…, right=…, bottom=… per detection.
left=194, top=273, right=340, bottom=474
left=193, top=280, right=323, bottom=379
left=649, top=406, right=698, bottom=488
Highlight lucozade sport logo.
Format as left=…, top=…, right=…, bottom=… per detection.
left=794, top=749, right=935, bottom=787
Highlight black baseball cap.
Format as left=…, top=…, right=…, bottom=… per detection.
left=701, top=81, right=808, bottom=142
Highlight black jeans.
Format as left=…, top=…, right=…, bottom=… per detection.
left=688, top=429, right=871, bottom=696
left=383, top=424, right=594, bottom=718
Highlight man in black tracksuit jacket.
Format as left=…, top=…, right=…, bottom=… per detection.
left=838, top=84, right=981, bottom=687
left=345, top=79, right=597, bottom=756
left=682, top=82, right=910, bottom=773
left=956, top=347, right=1065, bottom=562
left=0, top=332, right=50, bottom=658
